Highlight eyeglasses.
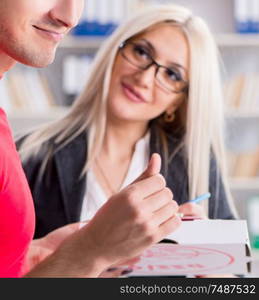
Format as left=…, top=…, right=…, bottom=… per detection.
left=119, top=40, right=188, bottom=94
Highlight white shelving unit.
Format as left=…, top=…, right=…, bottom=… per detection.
left=59, top=33, right=259, bottom=50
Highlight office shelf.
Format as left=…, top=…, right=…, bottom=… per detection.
left=216, top=33, right=259, bottom=48
left=229, top=177, right=259, bottom=191
left=60, top=36, right=105, bottom=50
left=226, top=110, right=259, bottom=119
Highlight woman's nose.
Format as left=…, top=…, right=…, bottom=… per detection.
left=133, top=64, right=157, bottom=88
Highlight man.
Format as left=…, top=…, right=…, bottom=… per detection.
left=0, top=0, right=181, bottom=278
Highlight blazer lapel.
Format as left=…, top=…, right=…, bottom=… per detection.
left=149, top=123, right=167, bottom=177
left=149, top=123, right=189, bottom=205
left=54, top=132, right=87, bottom=223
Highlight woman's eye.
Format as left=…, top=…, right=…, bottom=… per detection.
left=166, top=68, right=182, bottom=81
left=134, top=45, right=150, bottom=58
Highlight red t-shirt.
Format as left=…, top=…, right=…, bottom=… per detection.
left=0, top=108, right=35, bottom=277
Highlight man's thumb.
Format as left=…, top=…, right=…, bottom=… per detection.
left=133, top=153, right=161, bottom=183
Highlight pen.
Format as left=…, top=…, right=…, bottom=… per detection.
left=175, top=193, right=211, bottom=220
left=189, top=192, right=211, bottom=204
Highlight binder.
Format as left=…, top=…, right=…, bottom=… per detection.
left=234, top=0, right=250, bottom=33
left=234, top=0, right=259, bottom=33
left=251, top=0, right=259, bottom=33
left=73, top=0, right=120, bottom=36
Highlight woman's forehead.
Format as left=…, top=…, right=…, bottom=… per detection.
left=130, top=23, right=190, bottom=74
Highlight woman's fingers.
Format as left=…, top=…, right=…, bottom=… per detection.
left=178, top=203, right=207, bottom=218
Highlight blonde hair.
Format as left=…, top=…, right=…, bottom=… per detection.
left=18, top=4, right=238, bottom=217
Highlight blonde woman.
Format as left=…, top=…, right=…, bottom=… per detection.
left=17, top=4, right=237, bottom=239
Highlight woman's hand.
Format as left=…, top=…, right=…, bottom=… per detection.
left=178, top=202, right=207, bottom=219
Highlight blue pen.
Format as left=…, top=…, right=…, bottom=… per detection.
left=190, top=192, right=211, bottom=204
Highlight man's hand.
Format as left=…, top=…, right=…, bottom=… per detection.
left=79, top=153, right=181, bottom=268
left=23, top=222, right=83, bottom=274
left=25, top=153, right=181, bottom=277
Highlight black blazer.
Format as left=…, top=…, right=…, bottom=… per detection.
left=17, top=126, right=235, bottom=238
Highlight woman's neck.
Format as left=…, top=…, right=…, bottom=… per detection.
left=102, top=118, right=148, bottom=161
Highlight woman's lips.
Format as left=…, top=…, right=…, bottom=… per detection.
left=121, top=82, right=147, bottom=103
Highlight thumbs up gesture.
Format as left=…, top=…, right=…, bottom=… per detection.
left=80, top=153, right=181, bottom=270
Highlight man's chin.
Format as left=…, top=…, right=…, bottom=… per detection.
left=22, top=52, right=55, bottom=68
left=30, top=58, right=54, bottom=68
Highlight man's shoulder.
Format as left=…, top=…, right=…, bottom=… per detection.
left=0, top=108, right=10, bottom=134
left=0, top=108, right=15, bottom=152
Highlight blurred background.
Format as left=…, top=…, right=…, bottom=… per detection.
left=1, top=0, right=259, bottom=276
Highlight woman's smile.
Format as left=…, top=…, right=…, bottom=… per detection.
left=121, top=81, right=148, bottom=104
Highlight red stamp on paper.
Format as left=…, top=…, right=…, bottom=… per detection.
left=132, top=244, right=235, bottom=274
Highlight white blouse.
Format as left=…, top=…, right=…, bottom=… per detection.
left=80, top=131, right=151, bottom=221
